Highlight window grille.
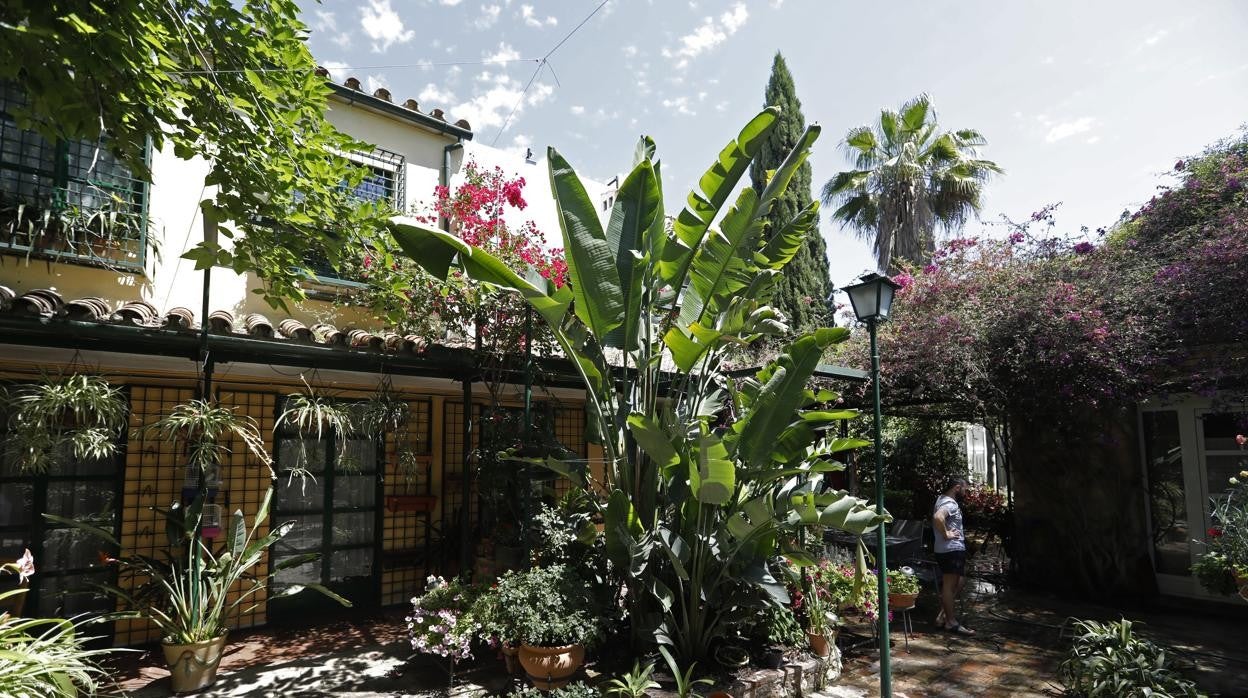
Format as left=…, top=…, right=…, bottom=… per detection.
left=0, top=82, right=149, bottom=271
left=302, top=146, right=405, bottom=284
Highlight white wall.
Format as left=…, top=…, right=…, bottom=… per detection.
left=1, top=96, right=608, bottom=329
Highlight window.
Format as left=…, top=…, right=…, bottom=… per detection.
left=0, top=397, right=122, bottom=618
left=302, top=146, right=405, bottom=284
left=270, top=401, right=381, bottom=616
left=0, top=82, right=149, bottom=271
left=1143, top=410, right=1189, bottom=577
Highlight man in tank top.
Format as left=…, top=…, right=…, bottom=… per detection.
left=932, top=477, right=975, bottom=635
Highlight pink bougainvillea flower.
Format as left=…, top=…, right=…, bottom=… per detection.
left=1235, top=434, right=1246, bottom=446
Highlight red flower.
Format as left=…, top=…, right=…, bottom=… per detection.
left=1208, top=527, right=1223, bottom=538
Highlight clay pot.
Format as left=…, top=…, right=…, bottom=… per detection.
left=760, top=646, right=784, bottom=669
left=518, top=643, right=584, bottom=689
left=888, top=592, right=919, bottom=610
left=162, top=633, right=227, bottom=693
left=501, top=642, right=520, bottom=675
left=806, top=630, right=830, bottom=657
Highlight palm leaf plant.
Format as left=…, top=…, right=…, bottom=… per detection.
left=145, top=399, right=273, bottom=479
left=391, top=108, right=889, bottom=662
left=821, top=93, right=1003, bottom=272
left=3, top=373, right=128, bottom=474
left=47, top=487, right=350, bottom=646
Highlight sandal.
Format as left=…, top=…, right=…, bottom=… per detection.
left=934, top=610, right=946, bottom=627
left=945, top=623, right=976, bottom=636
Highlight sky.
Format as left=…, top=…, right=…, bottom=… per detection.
left=302, top=0, right=1248, bottom=288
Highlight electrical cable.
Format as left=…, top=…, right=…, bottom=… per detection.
left=169, top=58, right=542, bottom=75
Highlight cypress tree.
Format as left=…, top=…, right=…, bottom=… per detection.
left=750, top=52, right=832, bottom=333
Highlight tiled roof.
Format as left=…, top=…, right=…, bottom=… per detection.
left=322, top=68, right=474, bottom=135
left=0, top=285, right=435, bottom=357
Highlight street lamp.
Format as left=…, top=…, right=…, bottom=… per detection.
left=840, top=271, right=900, bottom=697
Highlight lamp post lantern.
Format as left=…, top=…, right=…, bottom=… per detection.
left=840, top=271, right=900, bottom=698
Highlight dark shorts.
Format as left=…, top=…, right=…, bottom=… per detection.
left=935, top=550, right=966, bottom=576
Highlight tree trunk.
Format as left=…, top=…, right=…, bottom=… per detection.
left=1009, top=405, right=1158, bottom=601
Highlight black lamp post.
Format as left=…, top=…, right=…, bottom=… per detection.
left=840, top=271, right=900, bottom=697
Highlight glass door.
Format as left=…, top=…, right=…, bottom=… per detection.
left=270, top=404, right=381, bottom=619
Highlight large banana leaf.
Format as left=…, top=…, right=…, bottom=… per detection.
left=689, top=423, right=733, bottom=505
left=604, top=157, right=662, bottom=350
left=677, top=186, right=765, bottom=328
left=548, top=147, right=625, bottom=340
left=733, top=328, right=850, bottom=468
left=390, top=218, right=572, bottom=328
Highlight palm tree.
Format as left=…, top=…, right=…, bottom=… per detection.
left=822, top=94, right=1002, bottom=273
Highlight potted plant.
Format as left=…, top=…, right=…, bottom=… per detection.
left=487, top=564, right=604, bottom=689
left=1193, top=457, right=1248, bottom=601
left=2, top=373, right=128, bottom=474
left=407, top=575, right=482, bottom=684
left=886, top=568, right=920, bottom=610
left=603, top=659, right=659, bottom=698
left=52, top=488, right=348, bottom=693
left=277, top=381, right=359, bottom=474
left=750, top=603, right=804, bottom=669
left=659, top=646, right=713, bottom=698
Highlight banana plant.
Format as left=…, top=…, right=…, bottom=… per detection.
left=390, top=108, right=889, bottom=661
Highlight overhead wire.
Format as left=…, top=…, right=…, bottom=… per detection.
left=491, top=0, right=611, bottom=145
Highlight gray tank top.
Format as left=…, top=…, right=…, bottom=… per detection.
left=933, top=495, right=965, bottom=553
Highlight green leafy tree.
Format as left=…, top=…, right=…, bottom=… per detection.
left=392, top=109, right=889, bottom=662
left=750, top=53, right=830, bottom=333
left=0, top=0, right=386, bottom=307
left=821, top=94, right=1002, bottom=272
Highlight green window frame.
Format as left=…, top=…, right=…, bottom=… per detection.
left=0, top=82, right=149, bottom=272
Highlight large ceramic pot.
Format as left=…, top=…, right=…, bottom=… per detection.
left=162, top=633, right=227, bottom=694
left=888, top=592, right=919, bottom=610
left=518, top=643, right=584, bottom=689
left=501, top=642, right=521, bottom=675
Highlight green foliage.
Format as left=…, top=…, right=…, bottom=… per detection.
left=604, top=660, right=659, bottom=698
left=391, top=110, right=889, bottom=663
left=144, top=399, right=272, bottom=478
left=0, top=0, right=389, bottom=308
left=407, top=575, right=481, bottom=661
left=750, top=53, right=830, bottom=333
left=483, top=565, right=604, bottom=648
left=659, top=646, right=713, bottom=698
left=1190, top=551, right=1238, bottom=596
left=822, top=94, right=1002, bottom=272
left=0, top=589, right=111, bottom=698
left=2, top=373, right=128, bottom=474
left=1058, top=619, right=1203, bottom=698
left=750, top=602, right=806, bottom=648
left=48, top=487, right=349, bottom=645
left=277, top=383, right=359, bottom=473
left=885, top=568, right=919, bottom=595
left=1193, top=454, right=1248, bottom=595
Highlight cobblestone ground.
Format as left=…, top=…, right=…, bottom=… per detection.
left=104, top=548, right=1248, bottom=697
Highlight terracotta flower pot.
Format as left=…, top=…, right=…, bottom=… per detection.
left=1233, top=569, right=1248, bottom=588
left=518, top=643, right=584, bottom=689
left=162, top=633, right=227, bottom=694
left=806, top=630, right=831, bottom=657
left=888, top=592, right=918, bottom=610
left=501, top=642, right=520, bottom=675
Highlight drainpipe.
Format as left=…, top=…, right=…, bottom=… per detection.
left=440, top=141, right=464, bottom=232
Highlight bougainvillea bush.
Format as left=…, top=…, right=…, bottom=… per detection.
left=345, top=160, right=566, bottom=355
left=407, top=576, right=482, bottom=662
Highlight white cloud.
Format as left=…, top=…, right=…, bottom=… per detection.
left=419, top=82, right=458, bottom=105
left=1085, top=136, right=1101, bottom=145
left=450, top=70, right=554, bottom=131
left=1041, top=55, right=1055, bottom=65
left=475, top=3, right=502, bottom=30
left=570, top=105, right=586, bottom=115
left=1044, top=117, right=1096, bottom=143
left=506, top=133, right=533, bottom=158
left=360, top=0, right=413, bottom=53
left=486, top=42, right=522, bottom=63
left=322, top=61, right=350, bottom=83
left=332, top=32, right=352, bottom=49
left=770, top=0, right=784, bottom=7
left=662, top=3, right=749, bottom=69
left=439, top=0, right=463, bottom=5
left=622, top=44, right=638, bottom=58
left=520, top=4, right=558, bottom=28
left=1142, top=29, right=1169, bottom=47
left=662, top=96, right=696, bottom=116
left=314, top=10, right=336, bottom=32
left=366, top=75, right=389, bottom=94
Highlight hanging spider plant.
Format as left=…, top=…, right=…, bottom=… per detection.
left=360, top=382, right=424, bottom=485
left=277, top=381, right=358, bottom=475
left=144, top=399, right=273, bottom=479
left=3, top=373, right=128, bottom=474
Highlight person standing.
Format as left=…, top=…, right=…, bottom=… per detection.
left=932, top=477, right=975, bottom=636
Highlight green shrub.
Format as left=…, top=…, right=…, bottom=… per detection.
left=509, top=680, right=601, bottom=698
left=1058, top=618, right=1202, bottom=697
left=886, top=568, right=919, bottom=595
left=751, top=603, right=806, bottom=647
left=1190, top=551, right=1239, bottom=596
left=486, top=564, right=604, bottom=648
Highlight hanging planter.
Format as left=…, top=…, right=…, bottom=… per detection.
left=2, top=373, right=128, bottom=473
left=385, top=495, right=438, bottom=512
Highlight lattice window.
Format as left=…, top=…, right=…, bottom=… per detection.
left=0, top=385, right=122, bottom=622
left=0, top=82, right=149, bottom=271
left=381, top=399, right=433, bottom=606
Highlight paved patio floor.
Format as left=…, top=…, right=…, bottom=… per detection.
left=100, top=549, right=1248, bottom=697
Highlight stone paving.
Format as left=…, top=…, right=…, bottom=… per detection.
left=101, top=549, right=1248, bottom=697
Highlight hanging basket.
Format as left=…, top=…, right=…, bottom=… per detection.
left=385, top=495, right=438, bottom=513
